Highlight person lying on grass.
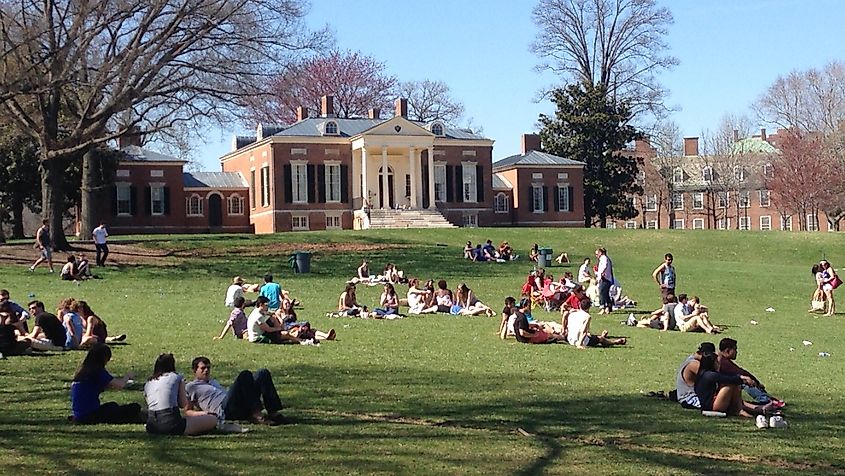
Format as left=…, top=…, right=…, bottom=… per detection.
left=638, top=294, right=677, bottom=331
left=694, top=352, right=777, bottom=418
left=673, top=294, right=720, bottom=334
left=564, top=299, right=626, bottom=349
left=70, top=343, right=141, bottom=424
left=717, top=338, right=784, bottom=408
left=144, top=353, right=218, bottom=436
left=674, top=342, right=715, bottom=410
left=224, top=276, right=258, bottom=308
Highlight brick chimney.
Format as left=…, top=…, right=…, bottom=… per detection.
left=733, top=129, right=740, bottom=142
left=634, top=138, right=652, bottom=153
left=296, top=106, right=308, bottom=121
left=760, top=128, right=767, bottom=142
left=320, top=95, right=334, bottom=117
left=395, top=98, right=408, bottom=118
left=117, top=126, right=143, bottom=149
left=521, top=133, right=541, bottom=154
left=683, top=137, right=699, bottom=156
left=368, top=108, right=380, bottom=119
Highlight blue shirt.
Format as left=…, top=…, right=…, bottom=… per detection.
left=259, top=282, right=283, bottom=310
left=64, top=312, right=84, bottom=349
left=70, top=368, right=113, bottom=420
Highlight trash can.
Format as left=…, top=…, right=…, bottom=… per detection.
left=294, top=251, right=311, bottom=274
left=537, top=247, right=552, bottom=268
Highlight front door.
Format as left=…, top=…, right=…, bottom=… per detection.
left=208, top=194, right=223, bottom=227
left=378, top=166, right=395, bottom=208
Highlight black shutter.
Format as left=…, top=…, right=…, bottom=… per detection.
left=455, top=165, right=463, bottom=203
left=567, top=186, right=574, bottom=212
left=110, top=186, right=117, bottom=216
left=163, top=187, right=171, bottom=215
left=543, top=186, right=549, bottom=212
left=445, top=165, right=454, bottom=202
left=307, top=164, right=316, bottom=203
left=476, top=164, right=484, bottom=202
left=527, top=186, right=534, bottom=212
left=421, top=163, right=429, bottom=208
left=144, top=186, right=151, bottom=216
left=317, top=164, right=326, bottom=203
left=340, top=165, right=349, bottom=203
left=554, top=186, right=560, bottom=212
left=130, top=186, right=137, bottom=216
left=283, top=164, right=292, bottom=203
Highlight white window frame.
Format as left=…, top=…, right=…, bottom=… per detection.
left=606, top=222, right=617, bottom=229
left=462, top=213, right=478, bottom=228
left=734, top=166, right=746, bottom=182
left=116, top=183, right=131, bottom=216
left=702, top=166, right=713, bottom=183
left=645, top=194, right=658, bottom=212
left=434, top=163, right=446, bottom=202
left=558, top=185, right=570, bottom=212
left=807, top=214, right=819, bottom=231
left=781, top=215, right=792, bottom=231
left=672, top=167, right=683, bottom=184
left=717, top=217, right=730, bottom=230
left=292, top=161, right=308, bottom=204
left=762, top=163, right=773, bottom=179
left=625, top=221, right=637, bottom=229
left=760, top=215, right=771, bottom=231
left=323, top=121, right=338, bottom=135
left=431, top=123, right=444, bottom=136
left=494, top=193, right=509, bottom=213
left=739, top=216, right=751, bottom=230
left=717, top=191, right=729, bottom=209
left=260, top=166, right=270, bottom=207
left=693, top=218, right=705, bottom=230
left=646, top=220, right=658, bottom=230
left=291, top=214, right=309, bottom=231
left=759, top=190, right=770, bottom=207
left=325, top=213, right=342, bottom=230
left=692, top=192, right=704, bottom=210
left=739, top=191, right=750, bottom=209
left=462, top=162, right=477, bottom=203
left=228, top=194, right=244, bottom=215
left=186, top=194, right=203, bottom=216
left=671, top=192, right=684, bottom=211
left=116, top=169, right=130, bottom=178
left=532, top=185, right=544, bottom=213
left=150, top=185, right=165, bottom=216
left=673, top=219, right=685, bottom=230
left=325, top=163, right=341, bottom=203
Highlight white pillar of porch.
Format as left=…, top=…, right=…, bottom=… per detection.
left=409, top=147, right=418, bottom=208
left=381, top=146, right=389, bottom=209
left=427, top=146, right=436, bottom=209
left=361, top=147, right=369, bottom=208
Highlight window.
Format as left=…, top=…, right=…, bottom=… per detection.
left=646, top=220, right=657, bottom=230
left=186, top=195, right=203, bottom=216
left=532, top=185, right=544, bottom=212
left=734, top=166, right=746, bottom=182
left=739, top=216, right=751, bottom=230
left=434, top=164, right=446, bottom=202
left=671, top=192, right=684, bottom=211
left=532, top=173, right=543, bottom=180
left=558, top=186, right=570, bottom=212
left=462, top=213, right=478, bottom=228
left=717, top=217, right=730, bottom=230
left=702, top=166, right=713, bottom=183
left=116, top=169, right=130, bottom=178
left=781, top=215, right=792, bottom=231
left=405, top=174, right=411, bottom=199
left=462, top=163, right=477, bottom=202
left=606, top=222, right=617, bottom=229
left=228, top=195, right=244, bottom=215
left=292, top=215, right=309, bottom=231
left=645, top=194, right=658, bottom=211
left=326, top=164, right=341, bottom=202
left=325, top=214, right=342, bottom=229
left=759, top=190, right=770, bottom=207
left=151, top=185, right=165, bottom=215
left=717, top=191, right=729, bottom=209
left=292, top=163, right=308, bottom=203
left=431, top=123, right=444, bottom=136
left=260, top=166, right=270, bottom=207
left=762, top=163, right=773, bottom=178
left=692, top=192, right=704, bottom=210
left=760, top=216, right=771, bottom=231
left=150, top=170, right=164, bottom=178
left=250, top=169, right=256, bottom=209
left=116, top=184, right=131, bottom=215
left=324, top=121, right=338, bottom=135
left=807, top=214, right=819, bottom=231
left=693, top=218, right=705, bottom=230
left=673, top=219, right=685, bottom=230
left=672, top=167, right=683, bottom=184
left=494, top=193, right=509, bottom=213
left=625, top=221, right=637, bottom=229
left=739, top=191, right=750, bottom=209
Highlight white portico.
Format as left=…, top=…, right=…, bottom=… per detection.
left=351, top=116, right=437, bottom=210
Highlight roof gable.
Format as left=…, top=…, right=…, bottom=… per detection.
left=356, top=116, right=434, bottom=138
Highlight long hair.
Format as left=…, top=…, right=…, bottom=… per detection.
left=697, top=352, right=718, bottom=378
left=384, top=283, right=396, bottom=297
left=73, top=344, right=112, bottom=382
left=150, top=353, right=176, bottom=381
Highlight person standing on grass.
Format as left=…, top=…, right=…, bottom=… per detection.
left=92, top=222, right=109, bottom=267
left=29, top=219, right=54, bottom=273
left=652, top=253, right=676, bottom=300
left=70, top=343, right=142, bottom=424
left=595, top=248, right=614, bottom=315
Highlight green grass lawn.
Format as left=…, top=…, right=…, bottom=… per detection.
left=1, top=228, right=844, bottom=475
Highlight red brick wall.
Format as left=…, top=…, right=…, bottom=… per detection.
left=504, top=166, right=584, bottom=227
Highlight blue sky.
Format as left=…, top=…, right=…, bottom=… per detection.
left=194, top=0, right=844, bottom=170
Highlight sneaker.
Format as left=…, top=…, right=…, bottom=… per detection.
left=769, top=415, right=788, bottom=428
left=770, top=399, right=786, bottom=409
left=217, top=421, right=250, bottom=433
left=626, top=313, right=637, bottom=326
left=28, top=266, right=34, bottom=272
left=755, top=414, right=769, bottom=429
left=112, top=334, right=127, bottom=342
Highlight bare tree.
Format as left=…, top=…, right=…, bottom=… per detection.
left=531, top=0, right=678, bottom=119
left=397, top=80, right=465, bottom=124
left=0, top=0, right=329, bottom=249
left=755, top=61, right=845, bottom=134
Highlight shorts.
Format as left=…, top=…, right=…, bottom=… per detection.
left=679, top=395, right=701, bottom=409
left=585, top=334, right=600, bottom=347
left=146, top=408, right=187, bottom=435
left=823, top=283, right=834, bottom=292
left=678, top=319, right=696, bottom=332
left=41, top=248, right=52, bottom=260
left=528, top=330, right=550, bottom=344
left=436, top=305, right=451, bottom=313
left=61, top=274, right=74, bottom=281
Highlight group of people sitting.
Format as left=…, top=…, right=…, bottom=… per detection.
left=673, top=339, right=784, bottom=418
left=217, top=274, right=334, bottom=345
left=330, top=278, right=497, bottom=319
left=521, top=267, right=636, bottom=313
left=70, top=343, right=288, bottom=435
left=463, top=240, right=517, bottom=262
left=60, top=254, right=95, bottom=282
left=634, top=293, right=720, bottom=333
left=347, top=260, right=407, bottom=285
left=0, top=290, right=126, bottom=357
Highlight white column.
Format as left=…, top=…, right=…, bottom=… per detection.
left=361, top=147, right=369, bottom=208
left=409, top=147, right=418, bottom=208
left=352, top=149, right=360, bottom=199
left=381, top=146, right=388, bottom=209
left=427, top=147, right=436, bottom=209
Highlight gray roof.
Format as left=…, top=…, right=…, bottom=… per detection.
left=183, top=172, right=247, bottom=189
left=493, top=150, right=585, bottom=169
left=492, top=174, right=513, bottom=190
left=246, top=117, right=488, bottom=141
left=120, top=145, right=184, bottom=163
left=233, top=136, right=257, bottom=150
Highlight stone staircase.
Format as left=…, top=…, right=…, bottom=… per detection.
left=367, top=208, right=458, bottom=229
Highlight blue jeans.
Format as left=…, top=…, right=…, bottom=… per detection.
left=373, top=307, right=396, bottom=317
left=742, top=384, right=771, bottom=403
left=598, top=278, right=612, bottom=311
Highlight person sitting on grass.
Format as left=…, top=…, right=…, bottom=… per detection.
left=0, top=302, right=31, bottom=356
left=60, top=255, right=82, bottom=282
left=471, top=244, right=488, bottom=262
left=577, top=258, right=593, bottom=286
left=674, top=342, right=715, bottom=410
left=512, top=297, right=566, bottom=344
left=186, top=356, right=286, bottom=427
left=455, top=283, right=496, bottom=317
left=528, top=243, right=540, bottom=263
left=694, top=352, right=776, bottom=418
left=564, top=299, right=627, bottom=349
left=258, top=274, right=289, bottom=311
left=215, top=296, right=248, bottom=340
left=463, top=241, right=474, bottom=260
left=0, top=290, right=29, bottom=335
left=554, top=251, right=569, bottom=264
left=333, top=282, right=367, bottom=318
left=144, top=353, right=218, bottom=435
left=610, top=278, right=637, bottom=309
left=76, top=301, right=126, bottom=347
left=407, top=278, right=438, bottom=315
left=638, top=294, right=676, bottom=331
left=20, top=301, right=66, bottom=351
left=498, top=241, right=515, bottom=261
left=482, top=240, right=498, bottom=260
left=225, top=276, right=256, bottom=308
left=75, top=254, right=92, bottom=279
left=246, top=296, right=299, bottom=344
left=499, top=296, right=517, bottom=339
left=674, top=294, right=719, bottom=334
left=70, top=343, right=141, bottom=424
left=58, top=297, right=84, bottom=350
left=275, top=297, right=335, bottom=342
left=434, top=279, right=454, bottom=313
left=373, top=283, right=400, bottom=318
left=717, top=338, right=784, bottom=407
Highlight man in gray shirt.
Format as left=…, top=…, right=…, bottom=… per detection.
left=185, top=356, right=285, bottom=425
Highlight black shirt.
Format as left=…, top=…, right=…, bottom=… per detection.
left=35, top=311, right=65, bottom=347
left=694, top=370, right=742, bottom=411
left=513, top=311, right=531, bottom=343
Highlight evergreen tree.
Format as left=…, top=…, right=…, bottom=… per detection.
left=539, top=83, right=642, bottom=227
left=0, top=131, right=41, bottom=238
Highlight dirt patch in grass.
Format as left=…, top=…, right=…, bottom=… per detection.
left=168, top=241, right=409, bottom=258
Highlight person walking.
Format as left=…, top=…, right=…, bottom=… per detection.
left=652, top=253, right=676, bottom=300
left=29, top=219, right=54, bottom=272
left=92, top=222, right=109, bottom=267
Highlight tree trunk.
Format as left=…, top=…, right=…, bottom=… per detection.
left=11, top=199, right=24, bottom=239
left=0, top=207, right=5, bottom=243
left=40, top=157, right=71, bottom=251
left=80, top=149, right=97, bottom=241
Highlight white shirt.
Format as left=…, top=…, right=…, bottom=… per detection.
left=224, top=284, right=244, bottom=307
left=597, top=254, right=613, bottom=281
left=246, top=308, right=269, bottom=342
left=577, top=263, right=591, bottom=283
left=92, top=226, right=108, bottom=244
left=674, top=302, right=692, bottom=325
left=566, top=309, right=591, bottom=347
